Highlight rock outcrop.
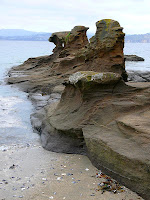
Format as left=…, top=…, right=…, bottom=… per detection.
left=7, top=19, right=127, bottom=94
left=86, top=19, right=127, bottom=80
left=128, top=70, right=150, bottom=82
left=125, top=55, right=144, bottom=61
left=48, top=72, right=150, bottom=199
left=49, top=31, right=70, bottom=52
left=7, top=19, right=150, bottom=199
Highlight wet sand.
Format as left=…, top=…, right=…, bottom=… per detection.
left=0, top=143, right=143, bottom=200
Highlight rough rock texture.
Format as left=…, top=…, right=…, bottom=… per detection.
left=49, top=25, right=89, bottom=54
left=7, top=19, right=150, bottom=199
left=125, top=55, right=144, bottom=61
left=128, top=70, right=150, bottom=82
left=48, top=72, right=150, bottom=199
left=49, top=31, right=70, bottom=52
left=7, top=19, right=127, bottom=94
left=86, top=19, right=127, bottom=81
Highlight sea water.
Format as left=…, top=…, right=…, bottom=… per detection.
left=124, top=43, right=150, bottom=71
left=0, top=41, right=149, bottom=145
left=0, top=41, right=54, bottom=145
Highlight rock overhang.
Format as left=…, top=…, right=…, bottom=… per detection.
left=69, top=71, right=121, bottom=86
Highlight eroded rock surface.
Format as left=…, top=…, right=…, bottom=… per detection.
left=7, top=19, right=127, bottom=94
left=7, top=19, right=150, bottom=199
left=48, top=72, right=150, bottom=199
left=128, top=70, right=150, bottom=82
left=86, top=19, right=127, bottom=80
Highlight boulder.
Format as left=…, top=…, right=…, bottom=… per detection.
left=48, top=71, right=150, bottom=199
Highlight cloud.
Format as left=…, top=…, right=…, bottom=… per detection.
left=0, top=0, right=150, bottom=34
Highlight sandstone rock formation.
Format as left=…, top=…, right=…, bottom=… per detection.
left=86, top=19, right=127, bottom=80
left=7, top=19, right=150, bottom=199
left=48, top=72, right=150, bottom=199
left=49, top=31, right=70, bottom=52
left=8, top=19, right=127, bottom=94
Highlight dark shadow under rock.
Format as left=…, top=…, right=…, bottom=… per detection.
left=40, top=128, right=86, bottom=155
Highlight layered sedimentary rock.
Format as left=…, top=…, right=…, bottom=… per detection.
left=86, top=19, right=127, bottom=80
left=128, top=70, right=150, bottom=82
left=49, top=31, right=70, bottom=52
left=8, top=19, right=127, bottom=93
left=7, top=19, right=150, bottom=199
left=48, top=72, right=150, bottom=199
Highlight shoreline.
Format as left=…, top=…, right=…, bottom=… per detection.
left=0, top=124, right=144, bottom=200
left=6, top=55, right=150, bottom=199
left=1, top=62, right=146, bottom=199
left=5, top=20, right=150, bottom=198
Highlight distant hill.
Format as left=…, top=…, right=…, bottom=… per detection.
left=0, top=29, right=51, bottom=41
left=0, top=29, right=47, bottom=36
left=125, top=33, right=150, bottom=43
left=1, top=29, right=150, bottom=43
left=0, top=29, right=94, bottom=41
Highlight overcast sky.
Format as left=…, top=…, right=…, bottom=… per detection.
left=0, top=0, right=150, bottom=34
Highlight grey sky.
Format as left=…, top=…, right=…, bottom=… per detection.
left=0, top=0, right=149, bottom=34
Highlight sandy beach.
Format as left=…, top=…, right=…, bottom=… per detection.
left=0, top=142, right=144, bottom=200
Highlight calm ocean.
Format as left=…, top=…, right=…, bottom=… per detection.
left=0, top=41, right=149, bottom=146
left=0, top=41, right=54, bottom=145
left=124, top=43, right=150, bottom=71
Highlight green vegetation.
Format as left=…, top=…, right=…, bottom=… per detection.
left=65, top=32, right=71, bottom=43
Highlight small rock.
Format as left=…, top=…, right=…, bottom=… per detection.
left=67, top=173, right=73, bottom=176
left=90, top=193, right=95, bottom=196
left=42, top=178, right=47, bottom=181
left=72, top=181, right=77, bottom=184
left=16, top=178, right=21, bottom=181
left=9, top=164, right=16, bottom=169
